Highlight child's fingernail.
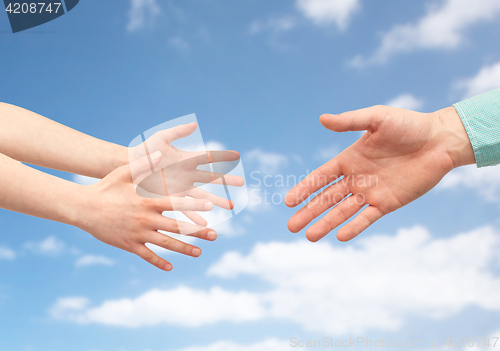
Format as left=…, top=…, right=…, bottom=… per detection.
left=207, top=230, right=217, bottom=240
left=192, top=248, right=202, bottom=257
left=205, top=202, right=214, bottom=211
left=164, top=262, right=173, bottom=271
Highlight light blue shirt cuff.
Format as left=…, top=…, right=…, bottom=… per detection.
left=453, top=89, right=500, bottom=168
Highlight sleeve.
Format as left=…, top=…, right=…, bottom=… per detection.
left=453, top=89, right=500, bottom=168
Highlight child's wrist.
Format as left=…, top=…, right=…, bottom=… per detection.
left=62, top=183, right=95, bottom=229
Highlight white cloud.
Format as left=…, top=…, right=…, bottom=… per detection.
left=172, top=339, right=297, bottom=351
left=245, top=148, right=288, bottom=174
left=169, top=37, right=191, bottom=53
left=296, top=0, right=360, bottom=29
left=438, top=165, right=500, bottom=202
left=0, top=246, right=16, bottom=260
left=50, top=286, right=265, bottom=327
left=24, top=236, right=65, bottom=256
left=351, top=0, right=500, bottom=67
left=127, top=0, right=161, bottom=32
left=249, top=16, right=296, bottom=35
left=75, top=255, right=114, bottom=268
left=51, top=226, right=500, bottom=334
left=455, top=61, right=500, bottom=99
left=209, top=226, right=500, bottom=334
left=50, top=297, right=90, bottom=320
left=72, top=174, right=99, bottom=186
left=249, top=0, right=359, bottom=38
left=204, top=141, right=225, bottom=151
left=386, top=94, right=424, bottom=110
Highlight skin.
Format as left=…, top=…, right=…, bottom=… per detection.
left=130, top=122, right=244, bottom=226
left=285, top=105, right=475, bottom=242
left=0, top=102, right=128, bottom=178
left=0, top=103, right=242, bottom=270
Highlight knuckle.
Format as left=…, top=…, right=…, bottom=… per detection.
left=142, top=251, right=156, bottom=263
left=136, top=213, right=153, bottom=227
left=170, top=220, right=180, bottom=233
left=183, top=244, right=194, bottom=255
left=137, top=196, right=151, bottom=207
left=122, top=239, right=136, bottom=252
left=161, top=236, right=173, bottom=248
left=337, top=207, right=348, bottom=223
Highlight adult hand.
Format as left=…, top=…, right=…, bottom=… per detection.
left=76, top=151, right=217, bottom=271
left=285, top=105, right=475, bottom=242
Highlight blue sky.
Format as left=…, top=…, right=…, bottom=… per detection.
left=1, top=0, right=500, bottom=350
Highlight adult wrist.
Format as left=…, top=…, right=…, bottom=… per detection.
left=431, top=106, right=476, bottom=169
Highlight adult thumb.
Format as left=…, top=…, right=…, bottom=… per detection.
left=320, top=106, right=380, bottom=133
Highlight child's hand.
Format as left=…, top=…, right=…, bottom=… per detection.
left=129, top=123, right=244, bottom=225
left=76, top=151, right=217, bottom=271
left=285, top=105, right=474, bottom=242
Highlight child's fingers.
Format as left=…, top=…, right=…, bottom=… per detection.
left=195, top=171, right=244, bottom=186
left=134, top=244, right=173, bottom=271
left=129, top=151, right=163, bottom=185
left=188, top=188, right=234, bottom=210
left=148, top=232, right=203, bottom=257
left=148, top=196, right=213, bottom=212
left=181, top=211, right=208, bottom=226
left=191, top=150, right=240, bottom=164
left=154, top=123, right=198, bottom=142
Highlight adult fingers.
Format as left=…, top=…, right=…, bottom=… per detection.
left=285, top=160, right=342, bottom=208
left=336, top=205, right=384, bottom=242
left=287, top=180, right=349, bottom=233
left=134, top=244, right=173, bottom=271
left=320, top=105, right=383, bottom=133
left=305, top=195, right=365, bottom=242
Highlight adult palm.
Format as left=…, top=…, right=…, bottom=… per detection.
left=285, top=106, right=474, bottom=242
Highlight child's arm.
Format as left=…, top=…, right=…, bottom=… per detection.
left=0, top=151, right=216, bottom=271
left=0, top=102, right=128, bottom=179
